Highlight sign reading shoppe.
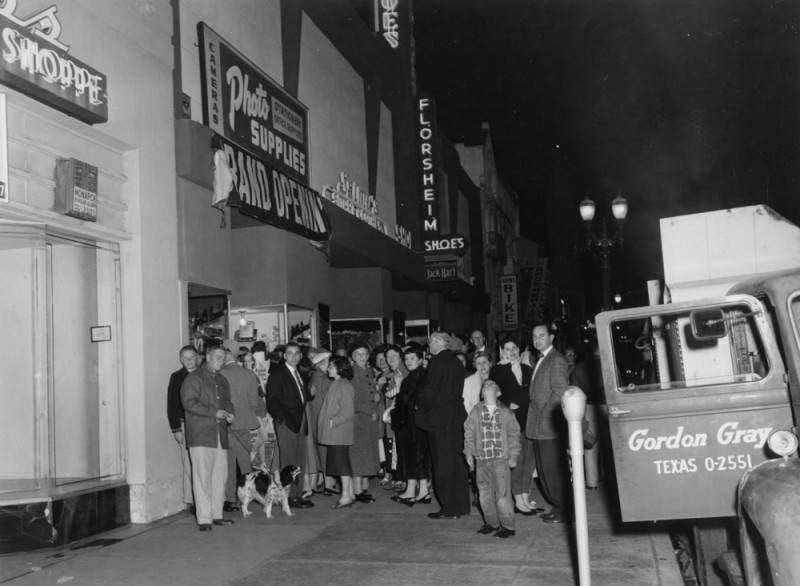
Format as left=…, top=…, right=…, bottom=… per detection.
left=198, top=23, right=308, bottom=183
left=0, top=3, right=108, bottom=124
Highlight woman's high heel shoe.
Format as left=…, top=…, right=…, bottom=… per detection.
left=414, top=494, right=432, bottom=504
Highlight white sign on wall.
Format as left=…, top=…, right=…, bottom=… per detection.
left=501, top=274, right=518, bottom=330
left=376, top=0, right=400, bottom=48
left=0, top=94, right=7, bottom=203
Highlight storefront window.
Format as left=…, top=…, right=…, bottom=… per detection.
left=49, top=236, right=123, bottom=485
left=330, top=318, right=384, bottom=353
left=789, top=291, right=800, bottom=354
left=0, top=224, right=123, bottom=494
left=0, top=224, right=46, bottom=493
left=610, top=303, right=768, bottom=393
left=230, top=304, right=314, bottom=348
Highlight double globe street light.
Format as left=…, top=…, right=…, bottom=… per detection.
left=579, top=194, right=629, bottom=311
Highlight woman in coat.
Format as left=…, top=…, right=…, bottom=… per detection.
left=350, top=343, right=381, bottom=503
left=390, top=346, right=432, bottom=505
left=308, top=350, right=335, bottom=495
left=317, top=356, right=356, bottom=508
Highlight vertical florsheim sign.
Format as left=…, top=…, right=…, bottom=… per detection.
left=0, top=2, right=108, bottom=124
left=198, top=22, right=330, bottom=240
left=418, top=95, right=439, bottom=240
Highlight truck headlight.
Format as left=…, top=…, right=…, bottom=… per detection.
left=766, top=429, right=799, bottom=457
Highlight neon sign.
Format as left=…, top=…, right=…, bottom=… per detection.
left=0, top=1, right=108, bottom=124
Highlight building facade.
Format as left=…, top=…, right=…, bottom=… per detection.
left=0, top=0, right=178, bottom=551
left=0, top=0, right=490, bottom=551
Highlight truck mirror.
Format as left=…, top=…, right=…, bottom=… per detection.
left=690, top=308, right=727, bottom=340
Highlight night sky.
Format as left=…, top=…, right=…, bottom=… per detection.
left=415, top=0, right=800, bottom=301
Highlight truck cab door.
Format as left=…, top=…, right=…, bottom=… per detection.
left=597, top=294, right=793, bottom=522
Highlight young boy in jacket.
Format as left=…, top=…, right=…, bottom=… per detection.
left=464, top=379, right=521, bottom=538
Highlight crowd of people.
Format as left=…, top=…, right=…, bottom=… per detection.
left=166, top=324, right=602, bottom=537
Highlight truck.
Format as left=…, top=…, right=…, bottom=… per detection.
left=594, top=205, right=800, bottom=585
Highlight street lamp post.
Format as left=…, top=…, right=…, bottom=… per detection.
left=579, top=194, right=628, bottom=311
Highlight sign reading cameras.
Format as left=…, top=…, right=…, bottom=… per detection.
left=0, top=1, right=108, bottom=124
left=198, top=23, right=308, bottom=184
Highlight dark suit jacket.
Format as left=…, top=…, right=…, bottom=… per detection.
left=526, top=348, right=569, bottom=440
left=266, top=363, right=311, bottom=434
left=415, top=349, right=466, bottom=431
left=167, top=367, right=190, bottom=432
left=490, top=362, right=532, bottom=428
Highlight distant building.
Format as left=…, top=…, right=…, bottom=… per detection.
left=456, top=123, right=540, bottom=350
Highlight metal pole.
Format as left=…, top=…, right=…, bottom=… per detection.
left=599, top=247, right=611, bottom=311
left=563, top=386, right=590, bottom=586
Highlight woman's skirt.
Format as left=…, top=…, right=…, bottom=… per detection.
left=326, top=444, right=352, bottom=477
left=303, top=404, right=321, bottom=475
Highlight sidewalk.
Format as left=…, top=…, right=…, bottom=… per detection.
left=1, top=486, right=683, bottom=586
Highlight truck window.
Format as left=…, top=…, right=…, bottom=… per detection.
left=789, top=292, right=800, bottom=352
left=611, top=303, right=768, bottom=393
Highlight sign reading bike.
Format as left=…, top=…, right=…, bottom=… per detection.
left=198, top=23, right=308, bottom=183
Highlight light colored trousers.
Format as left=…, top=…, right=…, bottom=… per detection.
left=189, top=444, right=228, bottom=524
left=179, top=422, right=194, bottom=504
left=476, top=458, right=515, bottom=530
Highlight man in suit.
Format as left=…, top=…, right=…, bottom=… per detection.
left=526, top=324, right=570, bottom=523
left=467, top=329, right=489, bottom=364
left=265, top=341, right=313, bottom=508
left=490, top=336, right=540, bottom=514
left=181, top=345, right=235, bottom=531
left=417, top=332, right=471, bottom=519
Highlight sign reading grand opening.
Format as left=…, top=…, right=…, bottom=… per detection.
left=0, top=3, right=108, bottom=124
left=198, top=23, right=308, bottom=183
left=217, top=135, right=329, bottom=241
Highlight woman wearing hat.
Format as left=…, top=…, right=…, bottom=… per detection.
left=350, top=342, right=381, bottom=503
left=308, top=348, right=336, bottom=495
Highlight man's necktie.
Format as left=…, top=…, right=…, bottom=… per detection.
left=293, top=370, right=306, bottom=404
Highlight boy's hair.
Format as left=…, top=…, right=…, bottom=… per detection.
left=480, top=379, right=501, bottom=397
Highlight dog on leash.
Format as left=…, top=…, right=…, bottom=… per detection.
left=237, top=465, right=301, bottom=519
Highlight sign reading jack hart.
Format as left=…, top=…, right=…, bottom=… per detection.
left=198, top=23, right=308, bottom=183
left=0, top=2, right=108, bottom=124
left=219, top=136, right=330, bottom=241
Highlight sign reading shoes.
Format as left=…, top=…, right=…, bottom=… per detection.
left=0, top=0, right=108, bottom=124
left=424, top=234, right=468, bottom=255
left=198, top=23, right=308, bottom=183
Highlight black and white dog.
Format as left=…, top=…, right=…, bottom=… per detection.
left=237, top=465, right=301, bottom=519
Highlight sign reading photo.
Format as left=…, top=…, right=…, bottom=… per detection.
left=198, top=23, right=308, bottom=183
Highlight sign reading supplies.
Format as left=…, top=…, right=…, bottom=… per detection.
left=198, top=23, right=308, bottom=183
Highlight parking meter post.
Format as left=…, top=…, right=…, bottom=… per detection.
left=563, top=386, right=590, bottom=586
